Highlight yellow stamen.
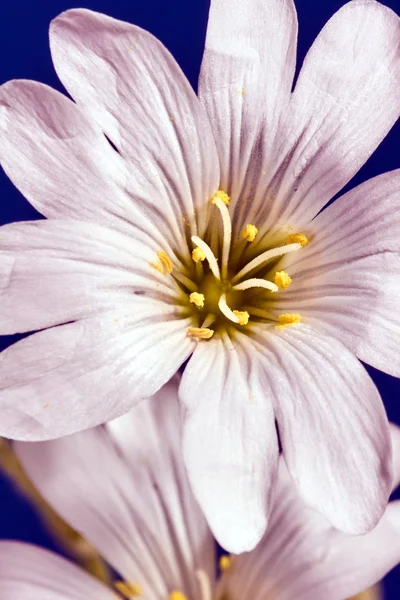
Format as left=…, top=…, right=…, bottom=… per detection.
left=189, top=292, right=205, bottom=308
left=192, top=247, right=206, bottom=263
left=170, top=591, right=188, bottom=600
left=191, top=236, right=221, bottom=280
left=212, top=197, right=232, bottom=280
left=211, top=189, right=230, bottom=206
left=233, top=310, right=249, bottom=326
left=242, top=224, right=258, bottom=242
left=232, top=278, right=278, bottom=293
left=231, top=242, right=301, bottom=284
left=218, top=293, right=240, bottom=324
left=274, top=271, right=292, bottom=289
left=219, top=555, right=232, bottom=571
left=187, top=327, right=214, bottom=339
left=275, top=313, right=302, bottom=330
left=115, top=581, right=142, bottom=598
left=287, top=233, right=309, bottom=247
left=149, top=250, right=173, bottom=275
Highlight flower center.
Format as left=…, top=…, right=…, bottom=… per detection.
left=150, top=190, right=309, bottom=339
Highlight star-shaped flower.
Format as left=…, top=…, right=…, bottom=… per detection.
left=0, top=0, right=399, bottom=552
left=4, top=378, right=400, bottom=600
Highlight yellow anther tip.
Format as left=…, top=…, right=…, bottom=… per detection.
left=189, top=292, right=205, bottom=308
left=219, top=555, right=232, bottom=571
left=274, top=271, right=292, bottom=289
left=275, top=313, right=302, bottom=330
left=169, top=591, right=188, bottom=600
left=187, top=327, right=214, bottom=340
left=150, top=250, right=173, bottom=275
left=192, top=247, right=206, bottom=263
left=287, top=233, right=309, bottom=247
left=211, top=190, right=230, bottom=206
left=233, top=310, right=250, bottom=326
left=242, top=224, right=258, bottom=242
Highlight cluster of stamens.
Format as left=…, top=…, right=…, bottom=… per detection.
left=150, top=190, right=309, bottom=340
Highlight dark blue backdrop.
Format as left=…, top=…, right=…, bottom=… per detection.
left=0, top=0, right=399, bottom=596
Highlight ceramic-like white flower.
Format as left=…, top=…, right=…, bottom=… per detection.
left=0, top=0, right=399, bottom=552
left=3, top=379, right=400, bottom=600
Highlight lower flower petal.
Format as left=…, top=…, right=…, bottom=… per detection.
left=0, top=541, right=114, bottom=600
left=220, top=451, right=400, bottom=600
left=179, top=333, right=279, bottom=554
left=248, top=324, right=392, bottom=535
left=0, top=309, right=193, bottom=440
left=16, top=379, right=214, bottom=599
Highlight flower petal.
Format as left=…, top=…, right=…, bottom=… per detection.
left=254, top=0, right=400, bottom=235
left=50, top=8, right=220, bottom=239
left=0, top=80, right=164, bottom=241
left=0, top=219, right=181, bottom=335
left=0, top=541, right=114, bottom=600
left=15, top=379, right=215, bottom=599
left=276, top=170, right=400, bottom=376
left=199, top=0, right=297, bottom=227
left=0, top=309, right=193, bottom=440
left=220, top=457, right=400, bottom=600
left=247, top=324, right=392, bottom=534
left=179, top=333, right=279, bottom=553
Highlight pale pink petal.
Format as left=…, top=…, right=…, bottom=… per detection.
left=245, top=324, right=392, bottom=534
left=390, top=423, right=400, bottom=490
left=179, top=333, right=279, bottom=553
left=0, top=219, right=181, bottom=335
left=16, top=379, right=214, bottom=600
left=0, top=80, right=166, bottom=242
left=0, top=309, right=193, bottom=440
left=50, top=8, right=219, bottom=238
left=0, top=541, right=114, bottom=600
left=253, top=0, right=400, bottom=235
left=198, top=0, right=297, bottom=230
left=274, top=171, right=400, bottom=376
left=221, top=458, right=400, bottom=600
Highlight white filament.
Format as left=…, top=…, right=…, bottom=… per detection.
left=231, top=242, right=301, bottom=284
left=232, top=277, right=278, bottom=293
left=218, top=293, right=240, bottom=324
left=191, top=235, right=221, bottom=280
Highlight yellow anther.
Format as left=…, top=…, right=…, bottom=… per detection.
left=115, top=581, right=142, bottom=598
left=189, top=292, right=205, bottom=308
left=274, top=271, right=292, bottom=289
left=219, top=555, right=232, bottom=571
left=287, top=233, right=309, bottom=247
left=169, top=591, right=188, bottom=600
left=211, top=189, right=230, bottom=206
left=275, top=313, right=302, bottom=330
left=192, top=247, right=206, bottom=263
left=149, top=250, right=173, bottom=275
left=233, top=310, right=250, bottom=326
left=187, top=327, right=214, bottom=339
left=242, top=224, right=258, bottom=242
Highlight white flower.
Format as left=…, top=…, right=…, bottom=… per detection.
left=0, top=0, right=399, bottom=552
left=2, top=378, right=400, bottom=600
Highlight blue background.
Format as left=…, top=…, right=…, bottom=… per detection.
left=0, top=0, right=399, bottom=596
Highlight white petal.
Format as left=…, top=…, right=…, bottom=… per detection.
left=254, top=0, right=400, bottom=235
left=50, top=9, right=220, bottom=238
left=199, top=0, right=297, bottom=229
left=221, top=458, right=400, bottom=600
left=179, top=333, right=279, bottom=553
left=0, top=309, right=193, bottom=440
left=247, top=324, right=392, bottom=534
left=0, top=219, right=180, bottom=335
left=275, top=170, right=400, bottom=376
left=0, top=541, right=114, bottom=600
left=16, top=379, right=214, bottom=600
left=0, top=80, right=165, bottom=242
